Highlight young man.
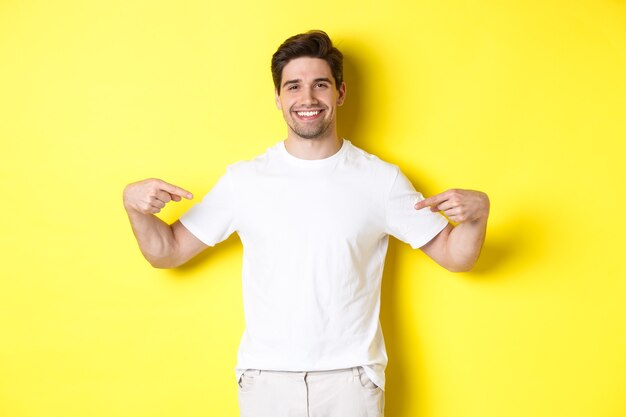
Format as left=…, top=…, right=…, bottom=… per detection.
left=123, top=30, right=489, bottom=417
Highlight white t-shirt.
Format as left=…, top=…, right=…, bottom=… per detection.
left=179, top=139, right=448, bottom=390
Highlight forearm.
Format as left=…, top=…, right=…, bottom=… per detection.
left=122, top=178, right=195, bottom=268
left=417, top=188, right=490, bottom=272
left=444, top=217, right=488, bottom=272
left=124, top=206, right=179, bottom=268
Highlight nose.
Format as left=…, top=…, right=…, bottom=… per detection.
left=300, top=87, right=318, bottom=106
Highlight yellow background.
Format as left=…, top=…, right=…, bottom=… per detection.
left=1, top=0, right=625, bottom=416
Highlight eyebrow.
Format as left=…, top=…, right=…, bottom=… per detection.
left=281, top=77, right=333, bottom=89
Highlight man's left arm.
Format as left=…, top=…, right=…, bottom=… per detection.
left=416, top=189, right=490, bottom=272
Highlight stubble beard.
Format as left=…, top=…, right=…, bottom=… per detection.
left=286, top=110, right=333, bottom=140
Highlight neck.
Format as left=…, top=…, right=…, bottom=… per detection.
left=284, top=133, right=342, bottom=160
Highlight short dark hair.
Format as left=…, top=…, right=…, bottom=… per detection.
left=271, top=30, right=343, bottom=94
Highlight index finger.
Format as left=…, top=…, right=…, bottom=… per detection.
left=158, top=180, right=193, bottom=200
left=414, top=193, right=448, bottom=210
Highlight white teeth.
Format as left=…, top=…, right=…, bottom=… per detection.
left=297, top=110, right=320, bottom=117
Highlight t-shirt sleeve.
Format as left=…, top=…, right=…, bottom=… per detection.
left=385, top=168, right=449, bottom=249
left=179, top=170, right=238, bottom=247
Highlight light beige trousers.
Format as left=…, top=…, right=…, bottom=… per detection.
left=237, top=366, right=384, bottom=417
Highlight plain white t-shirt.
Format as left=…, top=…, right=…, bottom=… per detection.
left=179, top=139, right=448, bottom=390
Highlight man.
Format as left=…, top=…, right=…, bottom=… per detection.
left=123, top=30, right=489, bottom=417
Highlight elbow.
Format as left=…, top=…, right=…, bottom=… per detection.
left=142, top=239, right=184, bottom=269
left=148, top=259, right=182, bottom=269
left=442, top=250, right=481, bottom=273
left=444, top=259, right=477, bottom=273
left=149, top=259, right=174, bottom=269
left=144, top=253, right=181, bottom=269
left=147, top=257, right=172, bottom=269
left=445, top=264, right=474, bottom=273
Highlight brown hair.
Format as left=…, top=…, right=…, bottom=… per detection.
left=271, top=30, right=343, bottom=95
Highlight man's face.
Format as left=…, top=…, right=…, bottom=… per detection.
left=275, top=57, right=346, bottom=140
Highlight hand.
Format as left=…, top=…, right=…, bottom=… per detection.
left=415, top=189, right=489, bottom=224
left=123, top=178, right=193, bottom=214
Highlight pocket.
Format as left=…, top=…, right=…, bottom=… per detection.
left=238, top=369, right=259, bottom=393
left=356, top=367, right=384, bottom=416
left=358, top=367, right=381, bottom=391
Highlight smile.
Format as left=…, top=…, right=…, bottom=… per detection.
left=297, top=110, right=320, bottom=117
left=293, top=109, right=324, bottom=120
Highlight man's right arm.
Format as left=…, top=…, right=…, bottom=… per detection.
left=123, top=178, right=208, bottom=268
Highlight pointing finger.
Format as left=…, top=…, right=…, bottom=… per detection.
left=415, top=193, right=448, bottom=210
left=158, top=181, right=193, bottom=200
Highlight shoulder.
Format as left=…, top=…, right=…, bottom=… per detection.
left=223, top=141, right=282, bottom=178
left=344, top=140, right=400, bottom=182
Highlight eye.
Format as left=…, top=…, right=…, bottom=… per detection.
left=287, top=84, right=299, bottom=91
left=315, top=82, right=328, bottom=88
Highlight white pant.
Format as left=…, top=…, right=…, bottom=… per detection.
left=237, top=367, right=384, bottom=417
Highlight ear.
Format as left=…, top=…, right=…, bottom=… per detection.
left=275, top=89, right=282, bottom=110
left=337, top=82, right=347, bottom=106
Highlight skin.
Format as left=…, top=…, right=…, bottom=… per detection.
left=123, top=179, right=204, bottom=268
left=418, top=190, right=490, bottom=272
left=275, top=57, right=346, bottom=160
left=123, top=57, right=490, bottom=271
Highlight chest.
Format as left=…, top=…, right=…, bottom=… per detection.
left=238, top=174, right=385, bottom=245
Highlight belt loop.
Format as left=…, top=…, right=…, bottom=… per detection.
left=352, top=367, right=360, bottom=379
